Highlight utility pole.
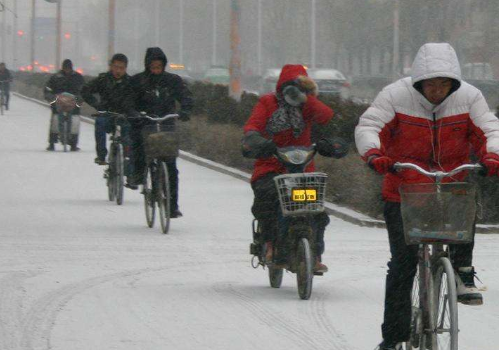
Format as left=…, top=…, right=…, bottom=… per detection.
left=179, top=0, right=183, bottom=63
left=2, top=0, right=6, bottom=63
left=56, top=0, right=62, bottom=69
left=257, top=0, right=262, bottom=75
left=392, top=0, right=400, bottom=81
left=311, top=0, right=316, bottom=69
left=30, top=0, right=36, bottom=69
left=155, top=0, right=160, bottom=46
left=212, top=0, right=217, bottom=66
left=13, top=0, right=17, bottom=68
left=229, top=0, right=242, bottom=100
left=108, top=0, right=116, bottom=62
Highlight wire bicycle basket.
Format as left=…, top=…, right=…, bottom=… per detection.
left=142, top=124, right=180, bottom=159
left=274, top=172, right=327, bottom=216
left=399, top=182, right=476, bottom=245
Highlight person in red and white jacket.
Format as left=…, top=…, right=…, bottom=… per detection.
left=356, top=43, right=499, bottom=350
left=242, top=64, right=346, bottom=273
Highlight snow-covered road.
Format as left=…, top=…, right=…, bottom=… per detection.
left=0, top=96, right=498, bottom=350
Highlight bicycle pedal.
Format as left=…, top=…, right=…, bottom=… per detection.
left=313, top=272, right=324, bottom=276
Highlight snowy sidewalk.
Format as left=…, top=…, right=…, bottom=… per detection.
left=0, top=96, right=497, bottom=350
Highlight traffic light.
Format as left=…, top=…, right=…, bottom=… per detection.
left=64, top=32, right=71, bottom=40
left=17, top=30, right=24, bottom=37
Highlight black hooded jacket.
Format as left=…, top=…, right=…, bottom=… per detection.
left=45, top=70, right=85, bottom=113
left=131, top=47, right=193, bottom=119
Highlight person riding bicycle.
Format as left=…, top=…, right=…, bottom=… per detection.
left=81, top=53, right=137, bottom=166
left=44, top=59, right=84, bottom=151
left=129, top=47, right=193, bottom=218
left=355, top=43, right=499, bottom=350
left=242, top=64, right=346, bottom=273
left=0, top=62, right=13, bottom=111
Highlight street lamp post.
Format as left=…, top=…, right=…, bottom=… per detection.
left=2, top=0, right=6, bottom=63
left=257, top=0, right=262, bottom=76
left=212, top=0, right=217, bottom=66
left=30, top=0, right=36, bottom=69
left=56, top=0, right=62, bottom=69
left=311, top=0, right=316, bottom=69
left=108, top=0, right=116, bottom=62
left=179, top=0, right=184, bottom=63
left=392, top=0, right=400, bottom=81
left=13, top=0, right=17, bottom=68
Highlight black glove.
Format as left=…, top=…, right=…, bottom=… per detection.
left=179, top=110, right=190, bottom=122
left=282, top=85, right=307, bottom=107
left=242, top=131, right=276, bottom=159
left=316, top=137, right=349, bottom=159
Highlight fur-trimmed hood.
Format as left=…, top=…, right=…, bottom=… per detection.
left=276, top=64, right=318, bottom=96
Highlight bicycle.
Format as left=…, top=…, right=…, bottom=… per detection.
left=393, top=162, right=482, bottom=350
left=250, top=145, right=329, bottom=300
left=0, top=80, right=9, bottom=115
left=141, top=113, right=179, bottom=234
left=50, top=93, right=80, bottom=152
left=96, top=111, right=129, bottom=206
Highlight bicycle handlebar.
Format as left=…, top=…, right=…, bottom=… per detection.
left=140, top=113, right=179, bottom=122
left=393, top=162, right=483, bottom=180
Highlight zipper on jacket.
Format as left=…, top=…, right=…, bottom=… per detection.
left=431, top=112, right=438, bottom=167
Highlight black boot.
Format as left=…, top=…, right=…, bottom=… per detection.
left=46, top=143, right=55, bottom=151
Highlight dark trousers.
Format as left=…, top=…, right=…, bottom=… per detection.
left=95, top=116, right=131, bottom=162
left=130, top=126, right=180, bottom=211
left=2, top=86, right=9, bottom=108
left=251, top=173, right=329, bottom=257
left=382, top=201, right=475, bottom=343
left=48, top=112, right=78, bottom=147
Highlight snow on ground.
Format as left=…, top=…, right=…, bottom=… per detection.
left=0, top=95, right=498, bottom=350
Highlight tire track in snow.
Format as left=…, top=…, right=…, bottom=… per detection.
left=212, top=282, right=349, bottom=350
left=18, top=261, right=209, bottom=350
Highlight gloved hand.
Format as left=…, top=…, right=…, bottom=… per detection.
left=282, top=85, right=307, bottom=107
left=316, top=137, right=349, bottom=159
left=179, top=110, right=190, bottom=122
left=481, top=157, right=499, bottom=176
left=242, top=131, right=276, bottom=158
left=368, top=155, right=394, bottom=175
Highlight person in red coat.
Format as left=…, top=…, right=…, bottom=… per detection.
left=242, top=64, right=340, bottom=273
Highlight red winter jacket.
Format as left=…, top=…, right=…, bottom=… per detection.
left=355, top=43, right=499, bottom=202
left=244, top=64, right=334, bottom=183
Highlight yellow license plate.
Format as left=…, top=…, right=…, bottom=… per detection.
left=292, top=189, right=317, bottom=202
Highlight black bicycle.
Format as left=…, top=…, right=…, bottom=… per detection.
left=141, top=113, right=179, bottom=234
left=50, top=93, right=80, bottom=152
left=96, top=111, right=129, bottom=206
left=0, top=80, right=8, bottom=115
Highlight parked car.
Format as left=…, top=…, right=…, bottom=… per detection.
left=462, top=62, right=495, bottom=81
left=307, top=69, right=350, bottom=99
left=204, top=67, right=230, bottom=85
left=259, top=68, right=281, bottom=94
left=167, top=63, right=195, bottom=84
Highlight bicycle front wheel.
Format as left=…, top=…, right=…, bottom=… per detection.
left=157, top=161, right=171, bottom=234
left=115, top=144, right=125, bottom=205
left=432, top=257, right=458, bottom=350
left=62, top=119, right=68, bottom=152
left=0, top=94, right=4, bottom=115
left=296, top=237, right=313, bottom=300
left=107, top=147, right=116, bottom=202
left=143, top=164, right=155, bottom=228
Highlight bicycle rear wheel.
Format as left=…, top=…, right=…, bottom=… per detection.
left=143, top=164, right=155, bottom=228
left=0, top=93, right=4, bottom=115
left=432, top=257, right=458, bottom=350
left=107, top=147, right=116, bottom=202
left=62, top=119, right=68, bottom=152
left=296, top=237, right=313, bottom=300
left=269, top=266, right=283, bottom=288
left=115, top=144, right=125, bottom=205
left=157, top=161, right=171, bottom=234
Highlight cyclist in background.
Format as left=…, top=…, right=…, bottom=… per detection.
left=0, top=62, right=13, bottom=111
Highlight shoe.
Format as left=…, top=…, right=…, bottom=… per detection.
left=70, top=146, right=80, bottom=152
left=456, top=266, right=483, bottom=305
left=94, top=157, right=107, bottom=165
left=46, top=144, right=55, bottom=151
left=314, top=258, right=328, bottom=273
left=170, top=209, right=183, bottom=218
left=125, top=180, right=138, bottom=190
left=376, top=340, right=403, bottom=350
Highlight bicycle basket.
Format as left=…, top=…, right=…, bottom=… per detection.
left=399, top=183, right=476, bottom=245
left=142, top=124, right=179, bottom=159
left=273, top=172, right=327, bottom=216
